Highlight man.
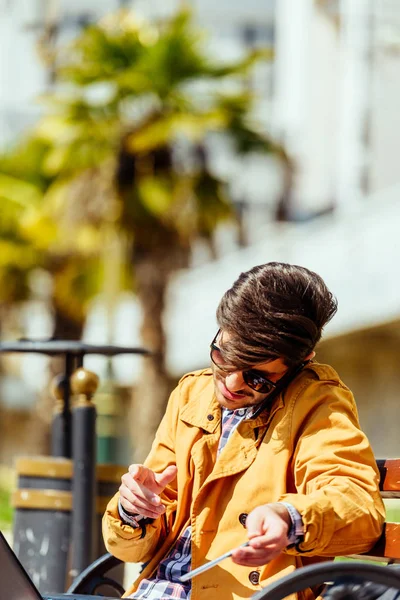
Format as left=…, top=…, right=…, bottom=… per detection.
left=103, top=262, right=385, bottom=600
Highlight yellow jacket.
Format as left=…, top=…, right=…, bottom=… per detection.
left=103, top=363, right=385, bottom=600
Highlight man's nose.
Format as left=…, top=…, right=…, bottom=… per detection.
left=225, top=371, right=245, bottom=392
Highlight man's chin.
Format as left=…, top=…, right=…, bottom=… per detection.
left=212, top=374, right=264, bottom=409
left=215, top=389, right=254, bottom=410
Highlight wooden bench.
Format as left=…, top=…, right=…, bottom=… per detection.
left=68, top=458, right=400, bottom=595
left=354, top=458, right=400, bottom=563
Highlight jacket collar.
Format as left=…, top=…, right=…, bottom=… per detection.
left=179, top=377, right=285, bottom=432
left=180, top=390, right=221, bottom=433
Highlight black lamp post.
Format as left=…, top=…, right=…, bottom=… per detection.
left=0, top=341, right=150, bottom=581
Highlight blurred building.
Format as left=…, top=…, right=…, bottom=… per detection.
left=2, top=0, right=400, bottom=456
left=165, top=0, right=400, bottom=458
left=165, top=0, right=400, bottom=457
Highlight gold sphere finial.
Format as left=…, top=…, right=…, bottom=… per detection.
left=70, top=368, right=99, bottom=399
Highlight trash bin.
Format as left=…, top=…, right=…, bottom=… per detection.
left=12, top=456, right=126, bottom=594
left=96, top=464, right=126, bottom=588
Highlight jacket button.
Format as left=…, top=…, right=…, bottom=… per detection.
left=207, top=414, right=214, bottom=421
left=239, top=513, right=248, bottom=527
left=249, top=571, right=260, bottom=585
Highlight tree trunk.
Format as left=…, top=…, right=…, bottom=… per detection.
left=52, top=305, right=84, bottom=341
left=275, top=157, right=295, bottom=222
left=46, top=302, right=84, bottom=408
left=130, top=252, right=174, bottom=462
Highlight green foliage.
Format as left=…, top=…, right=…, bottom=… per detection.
left=0, top=487, right=13, bottom=529
left=0, top=467, right=14, bottom=530
left=384, top=499, right=400, bottom=522
left=0, top=6, right=284, bottom=329
left=0, top=137, right=53, bottom=190
left=57, top=10, right=263, bottom=102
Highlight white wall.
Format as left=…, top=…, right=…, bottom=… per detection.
left=165, top=182, right=400, bottom=375
left=0, top=0, right=46, bottom=146
left=83, top=181, right=400, bottom=381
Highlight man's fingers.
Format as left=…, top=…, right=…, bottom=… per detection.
left=120, top=482, right=161, bottom=511
left=121, top=473, right=161, bottom=507
left=246, top=505, right=289, bottom=541
left=128, top=464, right=150, bottom=484
left=249, top=523, right=286, bottom=549
left=120, top=502, right=163, bottom=520
left=232, top=546, right=281, bottom=567
left=120, top=494, right=165, bottom=519
left=127, top=464, right=177, bottom=494
left=154, top=465, right=178, bottom=490
left=122, top=464, right=177, bottom=514
left=119, top=482, right=166, bottom=518
left=243, top=504, right=290, bottom=562
left=245, top=508, right=265, bottom=538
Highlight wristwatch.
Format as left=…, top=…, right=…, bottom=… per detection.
left=118, top=499, right=144, bottom=528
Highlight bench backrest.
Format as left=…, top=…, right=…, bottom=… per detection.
left=356, top=459, right=400, bottom=562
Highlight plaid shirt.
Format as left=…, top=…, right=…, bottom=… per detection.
left=125, top=406, right=303, bottom=599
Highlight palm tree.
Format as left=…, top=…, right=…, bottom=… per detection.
left=0, top=137, right=108, bottom=455
left=0, top=9, right=289, bottom=459
left=0, top=137, right=104, bottom=341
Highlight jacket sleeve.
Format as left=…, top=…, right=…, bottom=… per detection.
left=102, top=382, right=181, bottom=564
left=279, top=376, right=385, bottom=556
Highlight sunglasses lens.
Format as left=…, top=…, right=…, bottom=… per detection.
left=210, top=331, right=278, bottom=393
left=244, top=371, right=275, bottom=393
left=210, top=345, right=224, bottom=367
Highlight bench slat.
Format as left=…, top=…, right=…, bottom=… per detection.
left=384, top=522, right=400, bottom=560
left=347, top=460, right=400, bottom=562
left=362, top=522, right=400, bottom=561
left=377, top=459, right=400, bottom=494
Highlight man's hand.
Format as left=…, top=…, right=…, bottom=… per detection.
left=231, top=503, right=291, bottom=566
left=119, top=464, right=178, bottom=520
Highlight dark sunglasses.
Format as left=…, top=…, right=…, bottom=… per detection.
left=210, top=331, right=279, bottom=394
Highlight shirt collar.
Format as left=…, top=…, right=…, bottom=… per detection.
left=180, top=389, right=281, bottom=432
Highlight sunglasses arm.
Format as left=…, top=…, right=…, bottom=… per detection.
left=251, top=360, right=310, bottom=420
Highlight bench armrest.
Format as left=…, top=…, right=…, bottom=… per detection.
left=66, top=553, right=124, bottom=596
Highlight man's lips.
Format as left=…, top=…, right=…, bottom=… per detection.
left=218, top=379, right=248, bottom=401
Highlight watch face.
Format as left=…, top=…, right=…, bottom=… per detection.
left=124, top=514, right=140, bottom=527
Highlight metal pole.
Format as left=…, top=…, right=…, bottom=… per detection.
left=69, top=367, right=99, bottom=580
left=51, top=353, right=74, bottom=457
left=51, top=374, right=67, bottom=458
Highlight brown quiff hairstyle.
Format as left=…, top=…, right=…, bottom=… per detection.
left=216, top=262, right=338, bottom=368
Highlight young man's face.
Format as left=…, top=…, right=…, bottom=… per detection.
left=210, top=330, right=290, bottom=410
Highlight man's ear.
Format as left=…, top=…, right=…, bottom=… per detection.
left=304, top=350, right=316, bottom=361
